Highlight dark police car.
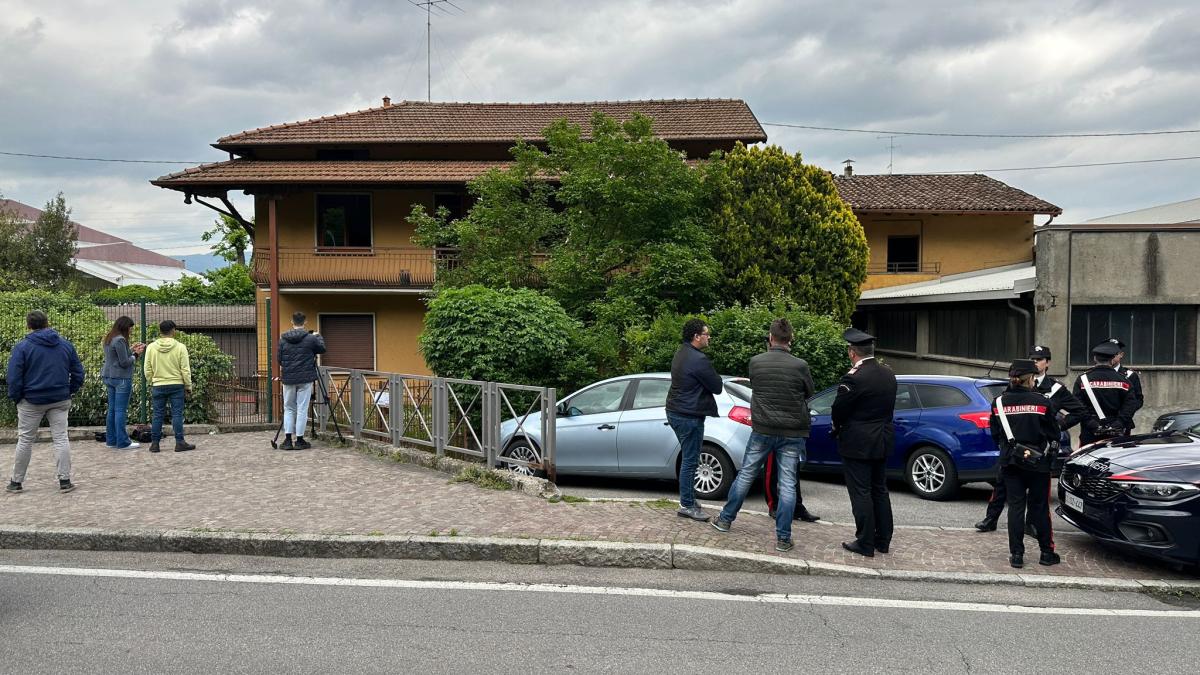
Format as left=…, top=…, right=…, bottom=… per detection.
left=1057, top=431, right=1200, bottom=568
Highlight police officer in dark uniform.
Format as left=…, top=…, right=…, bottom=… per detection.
left=1107, top=338, right=1145, bottom=434
left=989, top=359, right=1061, bottom=568
left=831, top=328, right=895, bottom=557
left=1073, top=340, right=1138, bottom=445
left=975, top=344, right=1087, bottom=532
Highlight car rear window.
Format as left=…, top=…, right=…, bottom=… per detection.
left=980, top=384, right=1006, bottom=402
left=915, top=384, right=971, bottom=408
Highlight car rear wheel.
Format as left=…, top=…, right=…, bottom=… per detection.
left=905, top=446, right=959, bottom=500
left=500, top=438, right=547, bottom=478
left=689, top=445, right=734, bottom=501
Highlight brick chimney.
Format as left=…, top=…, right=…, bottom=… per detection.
left=382, top=96, right=392, bottom=107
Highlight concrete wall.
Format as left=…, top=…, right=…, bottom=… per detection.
left=1034, top=226, right=1200, bottom=430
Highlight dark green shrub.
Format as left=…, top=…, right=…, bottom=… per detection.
left=419, top=285, right=582, bottom=389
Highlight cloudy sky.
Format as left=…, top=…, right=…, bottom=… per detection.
left=2, top=0, right=1198, bottom=255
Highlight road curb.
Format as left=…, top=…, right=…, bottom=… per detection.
left=0, top=525, right=1194, bottom=594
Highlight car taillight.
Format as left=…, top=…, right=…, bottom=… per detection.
left=958, top=411, right=991, bottom=429
left=729, top=405, right=752, bottom=426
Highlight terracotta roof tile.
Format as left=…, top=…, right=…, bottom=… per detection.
left=215, top=99, right=766, bottom=146
left=832, top=174, right=1062, bottom=215
left=152, top=160, right=510, bottom=187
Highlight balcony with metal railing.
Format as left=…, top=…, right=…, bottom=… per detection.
left=867, top=261, right=942, bottom=274
left=250, top=246, right=453, bottom=289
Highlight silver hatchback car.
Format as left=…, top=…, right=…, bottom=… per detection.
left=499, top=373, right=753, bottom=500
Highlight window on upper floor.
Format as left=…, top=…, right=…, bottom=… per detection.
left=887, top=235, right=921, bottom=273
left=316, top=194, right=372, bottom=249
left=434, top=192, right=467, bottom=222
left=1069, top=305, right=1198, bottom=366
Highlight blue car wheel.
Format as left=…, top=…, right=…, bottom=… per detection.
left=904, top=446, right=960, bottom=501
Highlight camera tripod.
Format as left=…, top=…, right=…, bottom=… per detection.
left=270, top=374, right=346, bottom=448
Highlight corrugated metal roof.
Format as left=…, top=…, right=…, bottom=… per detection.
left=73, top=259, right=200, bottom=288
left=1084, top=196, right=1200, bottom=224
left=858, top=263, right=1036, bottom=305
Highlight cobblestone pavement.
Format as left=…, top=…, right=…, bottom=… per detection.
left=0, top=432, right=1191, bottom=580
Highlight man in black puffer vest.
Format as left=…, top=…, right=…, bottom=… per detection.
left=277, top=312, right=326, bottom=450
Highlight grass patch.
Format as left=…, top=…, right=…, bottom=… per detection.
left=451, top=465, right=513, bottom=491
left=449, top=528, right=459, bottom=537
left=366, top=530, right=385, bottom=536
left=548, top=494, right=590, bottom=505
left=645, top=498, right=678, bottom=509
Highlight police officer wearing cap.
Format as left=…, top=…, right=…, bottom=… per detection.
left=989, top=359, right=1061, bottom=568
left=1073, top=340, right=1138, bottom=445
left=975, top=345, right=1088, bottom=532
left=1106, top=337, right=1145, bottom=433
left=831, top=328, right=896, bottom=557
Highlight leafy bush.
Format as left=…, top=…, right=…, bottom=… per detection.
left=92, top=284, right=161, bottom=305
left=0, top=291, right=233, bottom=426
left=419, top=285, right=582, bottom=389
left=624, top=301, right=849, bottom=391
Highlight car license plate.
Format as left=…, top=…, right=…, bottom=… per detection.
left=1065, top=492, right=1084, bottom=512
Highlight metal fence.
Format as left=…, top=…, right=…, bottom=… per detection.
left=0, top=299, right=263, bottom=427
left=315, top=367, right=558, bottom=479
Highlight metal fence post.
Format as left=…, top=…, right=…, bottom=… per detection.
left=484, top=381, right=496, bottom=469
left=433, top=377, right=446, bottom=457
left=316, top=368, right=328, bottom=434
left=350, top=369, right=364, bottom=440
left=543, top=387, right=557, bottom=482
left=138, top=301, right=148, bottom=423
left=389, top=374, right=401, bottom=447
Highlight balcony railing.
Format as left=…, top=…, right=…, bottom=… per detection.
left=867, top=261, right=941, bottom=274
left=251, top=246, right=448, bottom=288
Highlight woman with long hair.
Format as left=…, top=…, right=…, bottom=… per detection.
left=101, top=316, right=145, bottom=449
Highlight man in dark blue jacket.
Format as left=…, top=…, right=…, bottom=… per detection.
left=276, top=312, right=327, bottom=450
left=666, top=318, right=723, bottom=522
left=6, top=310, right=85, bottom=494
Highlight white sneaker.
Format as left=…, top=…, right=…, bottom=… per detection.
left=117, top=442, right=141, bottom=450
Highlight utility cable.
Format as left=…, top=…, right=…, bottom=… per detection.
left=0, top=150, right=205, bottom=164
left=920, top=155, right=1200, bottom=174
left=763, top=121, right=1200, bottom=139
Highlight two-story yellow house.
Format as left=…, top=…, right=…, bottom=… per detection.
left=835, top=170, right=1062, bottom=374
left=152, top=98, right=767, bottom=382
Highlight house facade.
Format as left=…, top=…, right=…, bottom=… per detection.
left=835, top=172, right=1062, bottom=375
left=153, top=98, right=767, bottom=380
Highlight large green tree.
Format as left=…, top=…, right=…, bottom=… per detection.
left=0, top=192, right=79, bottom=291
left=201, top=214, right=252, bottom=266
left=410, top=112, right=719, bottom=330
left=707, top=144, right=868, bottom=323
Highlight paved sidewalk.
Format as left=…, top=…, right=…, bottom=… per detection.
left=0, top=432, right=1192, bottom=581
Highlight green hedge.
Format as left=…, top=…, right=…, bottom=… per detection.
left=0, top=291, right=232, bottom=426
left=625, top=301, right=849, bottom=391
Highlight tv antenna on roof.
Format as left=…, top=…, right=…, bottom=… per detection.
left=877, top=135, right=901, bottom=174
left=407, top=0, right=464, bottom=102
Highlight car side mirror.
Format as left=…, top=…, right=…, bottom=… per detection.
left=556, top=402, right=567, bottom=416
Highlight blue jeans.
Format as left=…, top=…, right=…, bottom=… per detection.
left=151, top=384, right=186, bottom=442
left=104, top=377, right=133, bottom=448
left=667, top=411, right=705, bottom=508
left=283, top=383, right=313, bottom=437
left=719, top=433, right=805, bottom=541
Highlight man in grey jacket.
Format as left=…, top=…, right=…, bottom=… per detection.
left=712, top=318, right=815, bottom=551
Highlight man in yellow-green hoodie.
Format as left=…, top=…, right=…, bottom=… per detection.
left=143, top=320, right=196, bottom=453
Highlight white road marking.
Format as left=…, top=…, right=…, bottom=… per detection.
left=0, top=564, right=1194, bottom=618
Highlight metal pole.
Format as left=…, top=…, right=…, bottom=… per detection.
left=268, top=197, right=280, bottom=422
left=543, top=387, right=557, bottom=482
left=139, top=301, right=148, bottom=423
left=434, top=378, right=446, bottom=457
left=350, top=369, right=364, bottom=440
left=426, top=3, right=431, bottom=102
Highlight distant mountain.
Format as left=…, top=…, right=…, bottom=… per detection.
left=174, top=254, right=229, bottom=274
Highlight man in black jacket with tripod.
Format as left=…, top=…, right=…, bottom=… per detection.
left=277, top=312, right=326, bottom=450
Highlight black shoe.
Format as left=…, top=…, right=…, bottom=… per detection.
left=59, top=479, right=76, bottom=494
left=280, top=436, right=294, bottom=450
left=842, top=541, right=874, bottom=558
left=1010, top=554, right=1024, bottom=568
left=175, top=440, right=196, bottom=452
left=149, top=441, right=161, bottom=453
left=1039, top=551, right=1061, bottom=566
left=294, top=437, right=311, bottom=450
left=975, top=517, right=998, bottom=532
left=796, top=507, right=821, bottom=523
left=6, top=481, right=21, bottom=493
left=875, top=542, right=890, bottom=554
left=775, top=538, right=794, bottom=552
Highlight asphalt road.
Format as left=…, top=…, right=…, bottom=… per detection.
left=1, top=550, right=1195, bottom=674
left=555, top=471, right=1080, bottom=532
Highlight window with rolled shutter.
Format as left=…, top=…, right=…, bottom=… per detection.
left=318, top=314, right=375, bottom=370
